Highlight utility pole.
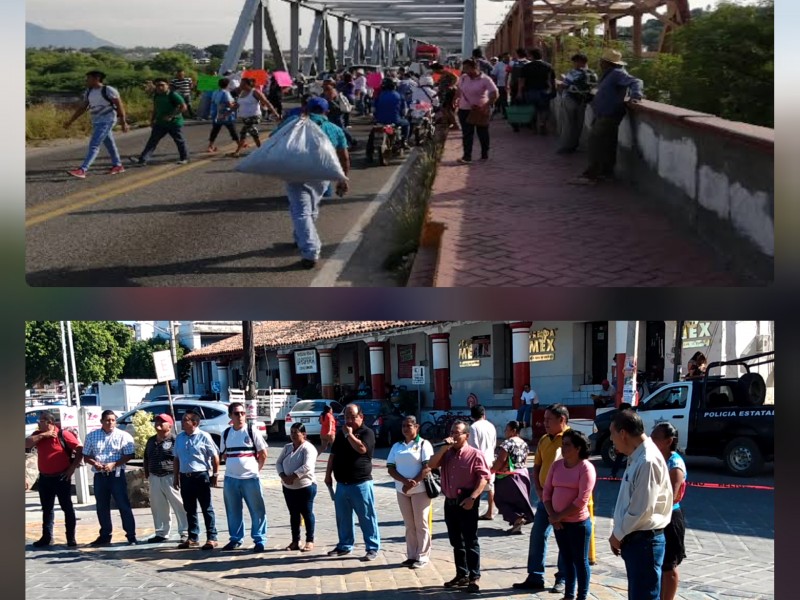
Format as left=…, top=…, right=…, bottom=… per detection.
left=59, top=321, right=72, bottom=406
left=242, top=321, right=258, bottom=427
left=66, top=321, right=90, bottom=504
left=673, top=321, right=684, bottom=382
left=169, top=320, right=179, bottom=394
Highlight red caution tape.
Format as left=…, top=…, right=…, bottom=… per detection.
left=596, top=476, right=773, bottom=491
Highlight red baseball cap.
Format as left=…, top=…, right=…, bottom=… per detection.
left=155, top=413, right=174, bottom=425
left=601, top=379, right=610, bottom=386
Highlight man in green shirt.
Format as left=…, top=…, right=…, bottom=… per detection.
left=130, top=78, right=189, bottom=165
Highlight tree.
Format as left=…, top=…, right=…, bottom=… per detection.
left=204, top=44, right=228, bottom=60
left=147, top=50, right=194, bottom=74
left=122, top=337, right=191, bottom=383
left=25, top=321, right=134, bottom=386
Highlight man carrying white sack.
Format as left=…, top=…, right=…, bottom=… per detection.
left=283, top=96, right=350, bottom=269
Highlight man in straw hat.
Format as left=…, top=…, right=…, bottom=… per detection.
left=572, top=48, right=643, bottom=185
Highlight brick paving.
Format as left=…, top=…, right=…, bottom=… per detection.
left=26, top=445, right=773, bottom=599
left=412, top=120, right=745, bottom=287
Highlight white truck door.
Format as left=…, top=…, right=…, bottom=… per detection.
left=637, top=382, right=692, bottom=450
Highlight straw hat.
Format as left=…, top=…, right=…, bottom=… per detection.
left=600, top=48, right=626, bottom=66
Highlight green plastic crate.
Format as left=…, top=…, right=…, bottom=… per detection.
left=506, top=105, right=536, bottom=125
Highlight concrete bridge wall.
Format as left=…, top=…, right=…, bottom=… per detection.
left=569, top=100, right=774, bottom=283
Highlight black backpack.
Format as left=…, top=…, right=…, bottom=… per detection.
left=56, top=429, right=77, bottom=459
left=222, top=424, right=255, bottom=451
left=85, top=84, right=114, bottom=107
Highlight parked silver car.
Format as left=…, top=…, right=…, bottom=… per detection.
left=284, top=399, right=344, bottom=438
left=117, top=400, right=268, bottom=450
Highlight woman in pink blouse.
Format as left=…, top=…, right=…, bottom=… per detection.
left=542, top=429, right=596, bottom=600
left=454, top=58, right=498, bottom=164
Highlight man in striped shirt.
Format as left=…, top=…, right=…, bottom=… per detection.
left=170, top=69, right=196, bottom=118
left=219, top=402, right=269, bottom=552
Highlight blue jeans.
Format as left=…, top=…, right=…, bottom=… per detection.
left=93, top=472, right=136, bottom=541
left=554, top=519, right=592, bottom=600
left=516, top=404, right=532, bottom=427
left=138, top=122, right=188, bottom=163
left=81, top=118, right=122, bottom=171
left=333, top=481, right=380, bottom=552
left=527, top=500, right=565, bottom=585
left=283, top=483, right=317, bottom=543
left=621, top=530, right=666, bottom=600
left=286, top=181, right=328, bottom=261
left=223, top=476, right=267, bottom=545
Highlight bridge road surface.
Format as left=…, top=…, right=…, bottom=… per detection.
left=25, top=117, right=407, bottom=287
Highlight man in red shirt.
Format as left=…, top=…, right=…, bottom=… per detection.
left=428, top=420, right=491, bottom=593
left=25, top=411, right=83, bottom=547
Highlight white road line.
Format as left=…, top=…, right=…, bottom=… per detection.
left=310, top=148, right=419, bottom=287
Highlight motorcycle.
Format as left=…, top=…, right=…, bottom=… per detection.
left=365, top=122, right=404, bottom=166
left=409, top=101, right=435, bottom=146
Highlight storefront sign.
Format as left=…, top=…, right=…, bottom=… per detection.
left=458, top=336, right=490, bottom=367
left=397, top=344, right=416, bottom=379
left=294, top=349, right=318, bottom=374
left=529, top=328, right=557, bottom=362
left=682, top=321, right=714, bottom=349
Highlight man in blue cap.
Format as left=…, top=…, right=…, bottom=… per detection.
left=280, top=96, right=351, bottom=269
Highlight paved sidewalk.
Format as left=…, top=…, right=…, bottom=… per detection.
left=26, top=449, right=773, bottom=599
left=409, top=121, right=744, bottom=287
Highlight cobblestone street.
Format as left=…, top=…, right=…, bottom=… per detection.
left=26, top=443, right=774, bottom=599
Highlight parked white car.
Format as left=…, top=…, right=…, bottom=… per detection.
left=117, top=400, right=268, bottom=450
left=284, top=399, right=344, bottom=438
left=25, top=405, right=78, bottom=438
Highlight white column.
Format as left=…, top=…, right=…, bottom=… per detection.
left=319, top=348, right=335, bottom=399
left=461, top=0, right=477, bottom=59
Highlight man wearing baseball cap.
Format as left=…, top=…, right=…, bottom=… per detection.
left=280, top=95, right=351, bottom=269
left=143, top=413, right=188, bottom=543
left=591, top=379, right=617, bottom=408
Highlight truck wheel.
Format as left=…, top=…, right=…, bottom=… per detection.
left=600, top=438, right=617, bottom=467
left=724, top=437, right=763, bottom=477
left=737, top=373, right=767, bottom=406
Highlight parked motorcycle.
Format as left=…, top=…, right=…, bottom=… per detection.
left=409, top=101, right=435, bottom=146
left=365, top=123, right=404, bottom=166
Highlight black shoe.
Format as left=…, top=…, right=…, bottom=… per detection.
left=466, top=580, right=480, bottom=593
left=512, top=577, right=546, bottom=590
left=221, top=541, right=242, bottom=551
left=444, top=576, right=469, bottom=588
left=300, top=258, right=318, bottom=270
left=126, top=538, right=139, bottom=546
left=66, top=539, right=77, bottom=547
left=361, top=550, right=378, bottom=562
left=128, top=156, right=145, bottom=166
left=327, top=547, right=351, bottom=557
left=401, top=558, right=416, bottom=567
left=88, top=537, right=112, bottom=548
left=146, top=535, right=169, bottom=543
left=550, top=581, right=566, bottom=594
left=31, top=537, right=52, bottom=548
left=253, top=543, right=266, bottom=553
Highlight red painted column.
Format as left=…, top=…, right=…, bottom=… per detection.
left=368, top=342, right=386, bottom=399
left=319, top=348, right=335, bottom=400
left=431, top=333, right=451, bottom=410
left=511, top=322, right=533, bottom=409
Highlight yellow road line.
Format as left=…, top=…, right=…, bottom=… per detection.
left=26, top=146, right=238, bottom=228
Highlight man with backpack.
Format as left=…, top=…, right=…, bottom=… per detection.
left=25, top=411, right=83, bottom=548
left=63, top=70, right=129, bottom=179
left=219, top=402, right=269, bottom=552
left=129, top=78, right=189, bottom=166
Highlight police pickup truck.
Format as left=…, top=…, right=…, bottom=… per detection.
left=590, top=352, right=774, bottom=477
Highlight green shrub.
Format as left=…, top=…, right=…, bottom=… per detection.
left=132, top=410, right=156, bottom=459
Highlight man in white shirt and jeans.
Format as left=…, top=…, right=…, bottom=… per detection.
left=518, top=384, right=538, bottom=430
left=219, top=402, right=269, bottom=552
left=609, top=409, right=673, bottom=600
left=468, top=404, right=497, bottom=520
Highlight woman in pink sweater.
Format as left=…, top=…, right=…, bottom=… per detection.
left=542, top=429, right=596, bottom=600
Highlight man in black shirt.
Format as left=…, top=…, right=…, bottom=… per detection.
left=143, top=414, right=188, bottom=543
left=517, top=48, right=556, bottom=134
left=324, top=403, right=381, bottom=561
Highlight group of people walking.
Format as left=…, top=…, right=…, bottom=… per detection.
left=27, top=397, right=686, bottom=599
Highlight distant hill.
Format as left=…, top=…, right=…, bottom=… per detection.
left=26, top=22, right=120, bottom=49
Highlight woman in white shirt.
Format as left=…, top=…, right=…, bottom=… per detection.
left=276, top=423, right=318, bottom=552
left=387, top=415, right=434, bottom=569
left=229, top=77, right=280, bottom=158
